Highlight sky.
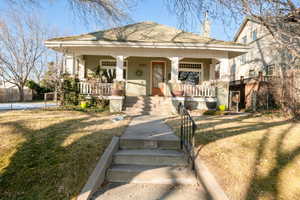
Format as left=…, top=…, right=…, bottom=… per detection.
left=0, top=0, right=241, bottom=41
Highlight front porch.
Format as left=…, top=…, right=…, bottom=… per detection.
left=73, top=55, right=222, bottom=112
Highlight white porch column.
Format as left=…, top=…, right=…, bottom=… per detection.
left=209, top=59, right=217, bottom=80
left=116, top=55, right=124, bottom=81
left=169, top=57, right=180, bottom=82
left=77, top=56, right=85, bottom=80
left=219, top=57, right=230, bottom=81
left=65, top=55, right=75, bottom=75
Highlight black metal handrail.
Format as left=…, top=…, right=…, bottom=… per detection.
left=177, top=102, right=197, bottom=168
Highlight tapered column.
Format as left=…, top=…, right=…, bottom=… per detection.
left=169, top=57, right=181, bottom=82
left=116, top=55, right=124, bottom=81
left=65, top=55, right=75, bottom=75
left=77, top=56, right=85, bottom=80
left=219, top=57, right=230, bottom=81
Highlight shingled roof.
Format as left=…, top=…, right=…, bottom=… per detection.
left=47, top=21, right=243, bottom=46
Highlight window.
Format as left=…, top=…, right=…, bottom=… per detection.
left=178, top=62, right=202, bottom=85
left=265, top=65, right=275, bottom=76
left=242, top=36, right=247, bottom=44
left=249, top=69, right=256, bottom=77
left=240, top=54, right=247, bottom=65
left=99, top=60, right=127, bottom=82
left=252, top=29, right=257, bottom=41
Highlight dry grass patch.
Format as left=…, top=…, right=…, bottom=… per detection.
left=0, top=110, right=131, bottom=200
left=166, top=113, right=300, bottom=200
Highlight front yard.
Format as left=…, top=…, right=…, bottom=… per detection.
left=0, top=110, right=130, bottom=200
left=166, top=113, right=300, bottom=200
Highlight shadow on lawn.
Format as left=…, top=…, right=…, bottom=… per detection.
left=167, top=114, right=300, bottom=200
left=0, top=111, right=129, bottom=200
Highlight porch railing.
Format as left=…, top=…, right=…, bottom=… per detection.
left=78, top=81, right=112, bottom=96
left=178, top=102, right=197, bottom=168
left=181, top=84, right=216, bottom=97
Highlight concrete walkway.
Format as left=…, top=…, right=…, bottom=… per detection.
left=122, top=115, right=178, bottom=141
left=92, top=115, right=210, bottom=200
left=92, top=183, right=209, bottom=200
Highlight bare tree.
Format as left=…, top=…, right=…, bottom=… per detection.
left=4, top=0, right=135, bottom=26
left=0, top=13, right=48, bottom=101
left=42, top=52, right=64, bottom=92
left=164, top=0, right=300, bottom=60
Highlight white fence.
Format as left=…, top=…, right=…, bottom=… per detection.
left=78, top=82, right=112, bottom=96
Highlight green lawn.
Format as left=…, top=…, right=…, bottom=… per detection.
left=166, top=113, right=300, bottom=200
left=0, top=110, right=130, bottom=200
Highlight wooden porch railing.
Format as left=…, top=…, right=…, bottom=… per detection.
left=78, top=82, right=112, bottom=96
left=181, top=84, right=216, bottom=97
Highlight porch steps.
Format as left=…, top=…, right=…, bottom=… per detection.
left=124, top=96, right=176, bottom=116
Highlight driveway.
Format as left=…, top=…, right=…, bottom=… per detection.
left=0, top=102, right=58, bottom=110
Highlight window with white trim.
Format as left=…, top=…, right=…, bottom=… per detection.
left=99, top=60, right=127, bottom=82
left=178, top=62, right=202, bottom=85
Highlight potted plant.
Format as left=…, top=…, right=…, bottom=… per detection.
left=171, top=82, right=184, bottom=97
left=112, top=80, right=125, bottom=96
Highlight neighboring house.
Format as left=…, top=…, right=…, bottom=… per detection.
left=230, top=16, right=297, bottom=80
left=228, top=16, right=299, bottom=110
left=0, top=80, right=32, bottom=102
left=45, top=21, right=248, bottom=111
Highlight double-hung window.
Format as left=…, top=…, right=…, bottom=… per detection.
left=99, top=60, right=127, bottom=83
left=178, top=62, right=203, bottom=85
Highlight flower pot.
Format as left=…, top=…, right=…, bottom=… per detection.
left=172, top=90, right=184, bottom=97
left=112, top=89, right=124, bottom=96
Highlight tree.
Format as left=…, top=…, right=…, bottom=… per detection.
left=5, top=0, right=134, bottom=26
left=41, top=52, right=64, bottom=93
left=0, top=13, right=48, bottom=101
left=165, top=0, right=300, bottom=61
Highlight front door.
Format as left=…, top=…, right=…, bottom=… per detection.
left=152, top=62, right=165, bottom=96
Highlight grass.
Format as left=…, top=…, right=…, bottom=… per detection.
left=0, top=109, right=131, bottom=200
left=166, top=113, right=300, bottom=200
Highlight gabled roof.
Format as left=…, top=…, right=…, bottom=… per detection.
left=47, top=21, right=243, bottom=46
left=233, top=17, right=260, bottom=42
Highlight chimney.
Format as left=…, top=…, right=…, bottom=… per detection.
left=201, top=11, right=211, bottom=37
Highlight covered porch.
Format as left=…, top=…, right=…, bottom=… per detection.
left=75, top=55, right=220, bottom=99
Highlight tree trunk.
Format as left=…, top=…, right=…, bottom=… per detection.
left=18, top=85, right=25, bottom=102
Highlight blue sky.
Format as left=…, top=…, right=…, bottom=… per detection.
left=0, top=0, right=241, bottom=41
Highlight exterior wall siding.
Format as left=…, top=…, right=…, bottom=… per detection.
left=230, top=20, right=280, bottom=80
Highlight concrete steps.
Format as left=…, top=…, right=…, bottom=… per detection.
left=120, top=138, right=180, bottom=150
left=113, top=149, right=187, bottom=166
left=107, top=165, right=197, bottom=185
left=124, top=96, right=175, bottom=116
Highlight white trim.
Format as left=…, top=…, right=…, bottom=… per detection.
left=45, top=40, right=250, bottom=52
left=150, top=60, right=167, bottom=96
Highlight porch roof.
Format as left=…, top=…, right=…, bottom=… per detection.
left=46, top=21, right=245, bottom=46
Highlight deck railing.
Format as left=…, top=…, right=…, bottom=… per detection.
left=181, top=84, right=216, bottom=97
left=78, top=81, right=112, bottom=96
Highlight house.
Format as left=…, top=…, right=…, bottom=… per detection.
left=229, top=16, right=299, bottom=110
left=230, top=17, right=282, bottom=81
left=45, top=21, right=248, bottom=112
